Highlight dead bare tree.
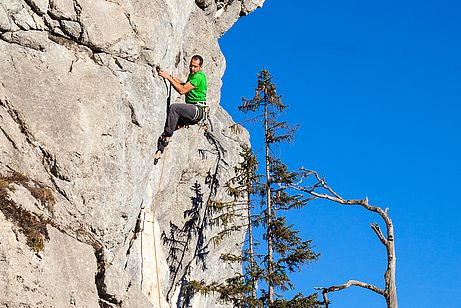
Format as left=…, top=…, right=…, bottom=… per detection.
left=295, top=169, right=398, bottom=308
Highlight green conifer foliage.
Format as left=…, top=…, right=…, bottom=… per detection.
left=239, top=70, right=320, bottom=306
left=189, top=70, right=321, bottom=307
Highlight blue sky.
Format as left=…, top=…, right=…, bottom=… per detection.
left=218, top=0, right=461, bottom=307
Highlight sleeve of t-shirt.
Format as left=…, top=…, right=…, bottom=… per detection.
left=188, top=73, right=203, bottom=87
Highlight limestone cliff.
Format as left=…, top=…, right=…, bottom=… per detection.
left=0, top=0, right=264, bottom=307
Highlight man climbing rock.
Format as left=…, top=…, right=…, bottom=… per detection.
left=154, top=55, right=208, bottom=165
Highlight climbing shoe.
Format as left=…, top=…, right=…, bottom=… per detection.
left=153, top=149, right=162, bottom=165
left=158, top=135, right=169, bottom=147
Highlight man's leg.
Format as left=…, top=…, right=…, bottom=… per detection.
left=164, top=103, right=199, bottom=136
left=155, top=104, right=200, bottom=165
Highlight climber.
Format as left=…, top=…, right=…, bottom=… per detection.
left=154, top=55, right=208, bottom=165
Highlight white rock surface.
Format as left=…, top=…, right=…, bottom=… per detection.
left=0, top=214, right=99, bottom=307
left=0, top=0, right=264, bottom=306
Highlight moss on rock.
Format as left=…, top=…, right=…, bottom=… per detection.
left=0, top=171, right=53, bottom=253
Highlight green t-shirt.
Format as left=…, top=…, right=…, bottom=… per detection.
left=185, top=71, right=207, bottom=104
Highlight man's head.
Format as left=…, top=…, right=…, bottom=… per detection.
left=189, top=55, right=203, bottom=75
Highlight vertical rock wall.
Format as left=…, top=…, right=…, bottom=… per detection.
left=0, top=0, right=264, bottom=306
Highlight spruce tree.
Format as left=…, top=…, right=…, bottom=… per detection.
left=240, top=69, right=319, bottom=306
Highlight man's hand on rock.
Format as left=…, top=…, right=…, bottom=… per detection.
left=159, top=69, right=170, bottom=79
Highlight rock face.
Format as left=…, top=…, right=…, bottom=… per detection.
left=0, top=0, right=263, bottom=307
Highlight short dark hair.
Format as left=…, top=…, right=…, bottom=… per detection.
left=191, top=55, right=204, bottom=66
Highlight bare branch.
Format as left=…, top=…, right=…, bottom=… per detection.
left=371, top=222, right=387, bottom=246
left=316, top=280, right=384, bottom=307
left=317, top=279, right=385, bottom=295
left=292, top=170, right=395, bottom=243
left=296, top=169, right=398, bottom=307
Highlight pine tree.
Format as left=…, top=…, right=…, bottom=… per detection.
left=240, top=69, right=319, bottom=305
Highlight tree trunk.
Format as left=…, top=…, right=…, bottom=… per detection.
left=384, top=219, right=398, bottom=308
left=247, top=189, right=257, bottom=300
left=264, top=95, right=274, bottom=304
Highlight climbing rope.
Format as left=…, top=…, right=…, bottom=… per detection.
left=152, top=144, right=168, bottom=308
left=146, top=66, right=212, bottom=306
left=140, top=65, right=173, bottom=308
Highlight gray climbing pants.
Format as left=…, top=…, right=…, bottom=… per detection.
left=163, top=103, right=204, bottom=137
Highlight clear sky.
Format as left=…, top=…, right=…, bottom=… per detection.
left=218, top=0, right=461, bottom=307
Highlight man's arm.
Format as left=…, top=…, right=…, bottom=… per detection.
left=159, top=70, right=194, bottom=95
left=171, top=75, right=184, bottom=84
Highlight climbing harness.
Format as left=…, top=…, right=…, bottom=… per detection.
left=183, top=105, right=210, bottom=131
left=191, top=104, right=203, bottom=123
left=198, top=105, right=211, bottom=132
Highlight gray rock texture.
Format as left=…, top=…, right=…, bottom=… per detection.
left=0, top=0, right=264, bottom=307
left=0, top=218, right=99, bottom=307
